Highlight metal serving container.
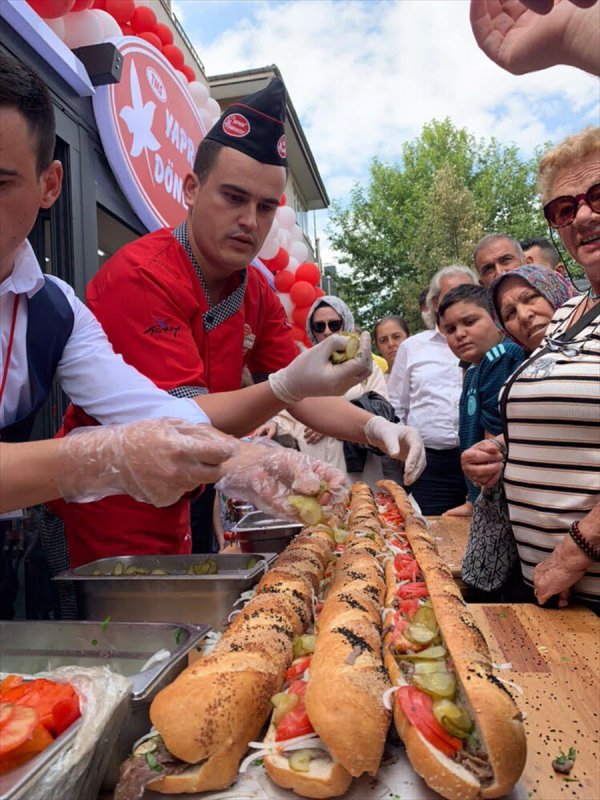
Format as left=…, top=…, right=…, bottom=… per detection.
left=232, top=510, right=303, bottom=553
left=0, top=620, right=209, bottom=793
left=53, top=553, right=272, bottom=631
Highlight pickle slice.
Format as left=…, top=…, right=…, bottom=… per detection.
left=413, top=671, right=457, bottom=699
left=271, top=692, right=299, bottom=725
left=413, top=605, right=438, bottom=633
left=333, top=528, right=348, bottom=545
left=288, top=496, right=324, bottom=525
left=289, top=749, right=316, bottom=772
left=432, top=699, right=473, bottom=739
left=396, top=644, right=448, bottom=661
left=329, top=332, right=360, bottom=364
left=112, top=562, right=124, bottom=575
left=293, top=634, right=316, bottom=657
left=406, top=623, right=437, bottom=645
left=414, top=660, right=449, bottom=675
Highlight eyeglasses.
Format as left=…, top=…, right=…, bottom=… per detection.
left=312, top=319, right=343, bottom=334
left=543, top=182, right=600, bottom=228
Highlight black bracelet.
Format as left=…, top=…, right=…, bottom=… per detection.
left=568, top=520, right=600, bottom=561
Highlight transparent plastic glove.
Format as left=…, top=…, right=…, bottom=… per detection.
left=57, top=418, right=240, bottom=506
left=364, top=417, right=426, bottom=486
left=216, top=439, right=348, bottom=522
left=268, top=331, right=372, bottom=404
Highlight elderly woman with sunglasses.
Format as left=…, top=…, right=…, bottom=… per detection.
left=274, top=297, right=394, bottom=486
left=462, top=127, right=600, bottom=611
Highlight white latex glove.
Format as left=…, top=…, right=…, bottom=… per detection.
left=57, top=418, right=240, bottom=506
left=216, top=440, right=348, bottom=521
left=268, top=332, right=372, bottom=404
left=364, top=417, right=426, bottom=486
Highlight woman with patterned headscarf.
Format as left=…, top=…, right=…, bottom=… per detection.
left=489, top=264, right=578, bottom=354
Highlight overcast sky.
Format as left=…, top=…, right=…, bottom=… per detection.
left=172, top=0, right=599, bottom=264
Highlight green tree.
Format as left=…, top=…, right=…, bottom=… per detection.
left=328, top=119, right=549, bottom=334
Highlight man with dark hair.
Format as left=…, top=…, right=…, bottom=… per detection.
left=473, top=233, right=525, bottom=287
left=50, top=77, right=425, bottom=566
left=520, top=236, right=566, bottom=275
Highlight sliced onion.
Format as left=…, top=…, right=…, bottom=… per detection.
left=345, top=645, right=363, bottom=666
left=132, top=728, right=159, bottom=753
left=239, top=736, right=328, bottom=773
left=227, top=609, right=242, bottom=622
left=493, top=675, right=524, bottom=695
left=233, top=590, right=256, bottom=607
left=382, top=685, right=400, bottom=711
left=139, top=649, right=170, bottom=673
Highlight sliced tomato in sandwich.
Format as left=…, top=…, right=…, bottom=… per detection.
left=398, top=599, right=420, bottom=619
left=275, top=702, right=314, bottom=741
left=285, top=657, right=312, bottom=682
left=397, top=686, right=463, bottom=758
left=396, top=582, right=429, bottom=600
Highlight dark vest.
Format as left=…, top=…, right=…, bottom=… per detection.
left=1, top=278, right=74, bottom=443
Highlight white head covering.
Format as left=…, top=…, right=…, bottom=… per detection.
left=305, top=296, right=355, bottom=345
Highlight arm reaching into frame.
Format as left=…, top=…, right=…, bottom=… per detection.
left=470, top=0, right=600, bottom=76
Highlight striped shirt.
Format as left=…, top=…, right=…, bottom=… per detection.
left=502, top=295, right=600, bottom=604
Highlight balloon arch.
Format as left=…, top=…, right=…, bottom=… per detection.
left=26, top=0, right=323, bottom=350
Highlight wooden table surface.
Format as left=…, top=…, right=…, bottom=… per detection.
left=469, top=602, right=600, bottom=800
left=426, top=515, right=470, bottom=577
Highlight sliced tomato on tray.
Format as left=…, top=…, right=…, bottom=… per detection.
left=397, top=686, right=463, bottom=758
left=0, top=722, right=53, bottom=775
left=0, top=704, right=38, bottom=756
left=275, top=702, right=314, bottom=741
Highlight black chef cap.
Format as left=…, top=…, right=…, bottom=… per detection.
left=204, top=78, right=287, bottom=167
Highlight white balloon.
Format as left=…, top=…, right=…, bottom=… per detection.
left=92, top=9, right=121, bottom=39
left=289, top=241, right=308, bottom=264
left=276, top=205, right=296, bottom=230
left=44, top=16, right=65, bottom=40
left=258, top=233, right=280, bottom=261
left=278, top=230, right=290, bottom=251
left=206, top=97, right=221, bottom=117
left=282, top=262, right=298, bottom=278
left=287, top=257, right=300, bottom=273
left=63, top=10, right=104, bottom=49
left=278, top=293, right=294, bottom=321
left=198, top=108, right=214, bottom=131
left=175, top=70, right=187, bottom=85
left=188, top=81, right=209, bottom=108
left=290, top=224, right=304, bottom=243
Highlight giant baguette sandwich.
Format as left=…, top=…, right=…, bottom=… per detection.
left=254, top=484, right=391, bottom=798
left=114, top=528, right=335, bottom=800
left=377, top=480, right=527, bottom=800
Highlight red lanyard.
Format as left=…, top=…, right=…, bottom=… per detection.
left=0, top=295, right=19, bottom=406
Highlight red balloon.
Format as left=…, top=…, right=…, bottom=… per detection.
left=162, top=43, right=184, bottom=71
left=295, top=261, right=320, bottom=287
left=314, top=287, right=325, bottom=298
left=105, top=0, right=135, bottom=24
left=291, top=324, right=305, bottom=342
left=137, top=31, right=162, bottom=50
left=181, top=64, right=196, bottom=83
left=26, top=0, right=75, bottom=18
left=92, top=0, right=106, bottom=9
left=71, top=0, right=94, bottom=9
left=155, top=22, right=174, bottom=46
left=130, top=5, right=157, bottom=33
left=274, top=270, right=295, bottom=294
left=264, top=247, right=289, bottom=273
left=279, top=194, right=286, bottom=207
left=303, top=335, right=312, bottom=348
left=292, top=306, right=309, bottom=328
left=290, top=281, right=316, bottom=308
left=120, top=22, right=134, bottom=35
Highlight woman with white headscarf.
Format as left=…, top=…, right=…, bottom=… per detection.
left=274, top=297, right=390, bottom=487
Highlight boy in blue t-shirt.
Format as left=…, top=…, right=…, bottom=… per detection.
left=439, top=284, right=524, bottom=506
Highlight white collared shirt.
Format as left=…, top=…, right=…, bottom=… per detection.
left=0, top=241, right=210, bottom=429
left=388, top=328, right=462, bottom=449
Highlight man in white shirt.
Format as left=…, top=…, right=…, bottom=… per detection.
left=389, top=266, right=477, bottom=515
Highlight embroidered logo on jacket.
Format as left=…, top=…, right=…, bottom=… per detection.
left=144, top=317, right=180, bottom=337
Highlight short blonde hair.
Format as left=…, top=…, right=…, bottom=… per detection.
left=537, top=126, right=600, bottom=205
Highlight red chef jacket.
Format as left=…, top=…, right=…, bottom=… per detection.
left=49, top=224, right=298, bottom=566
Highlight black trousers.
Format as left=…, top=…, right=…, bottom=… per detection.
left=409, top=446, right=467, bottom=516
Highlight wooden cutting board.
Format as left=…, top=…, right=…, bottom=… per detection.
left=469, top=602, right=600, bottom=800
left=426, top=515, right=470, bottom=577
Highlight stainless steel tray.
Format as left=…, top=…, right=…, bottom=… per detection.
left=0, top=621, right=209, bottom=793
left=53, top=553, right=272, bottom=630
left=232, top=511, right=303, bottom=553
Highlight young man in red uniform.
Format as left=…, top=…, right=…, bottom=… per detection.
left=48, top=80, right=425, bottom=569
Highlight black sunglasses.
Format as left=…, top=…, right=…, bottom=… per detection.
left=312, top=319, right=343, bottom=333
left=543, top=182, right=600, bottom=228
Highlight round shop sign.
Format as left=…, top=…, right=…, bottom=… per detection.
left=93, top=37, right=207, bottom=231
